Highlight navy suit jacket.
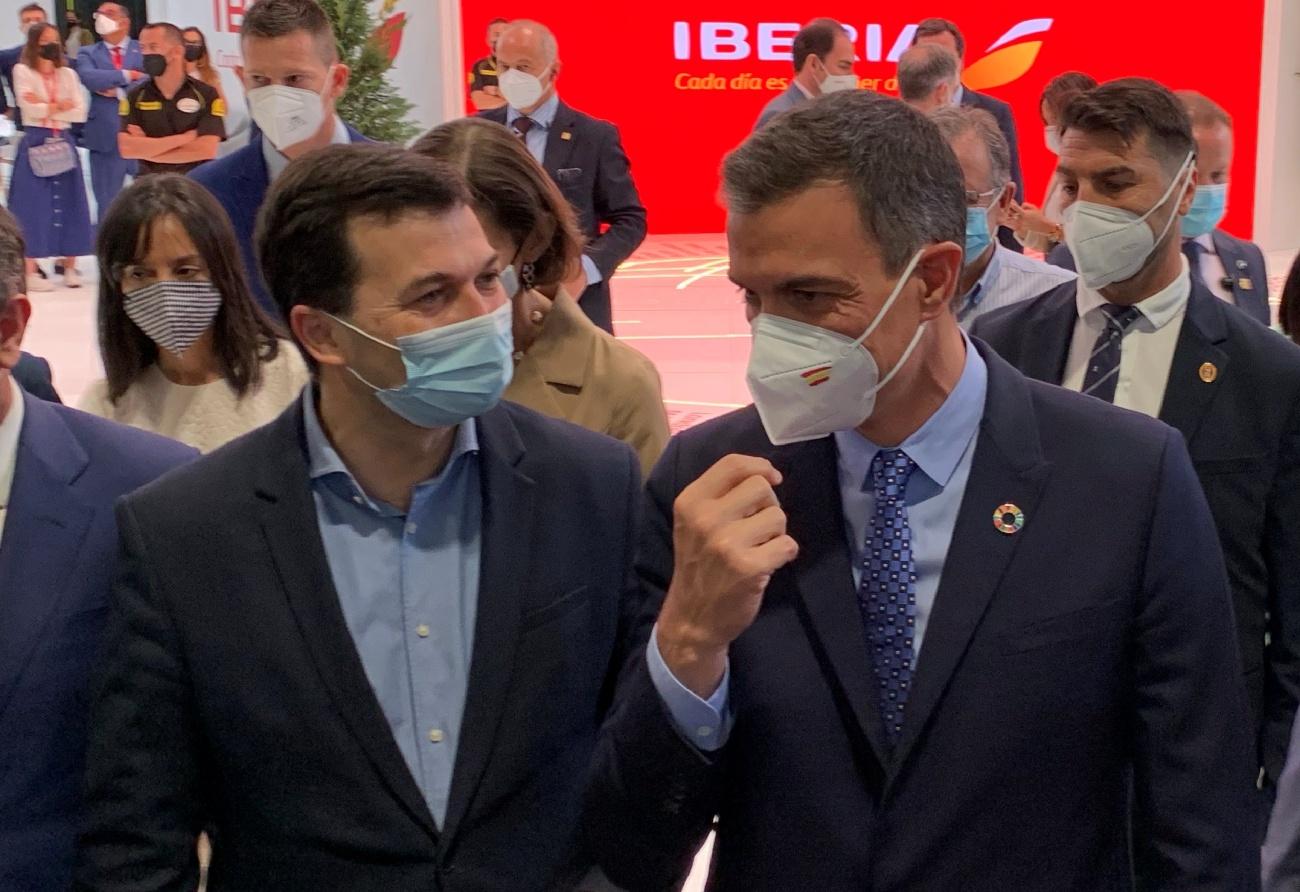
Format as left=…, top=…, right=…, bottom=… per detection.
left=753, top=83, right=810, bottom=131
left=586, top=342, right=1259, bottom=890
left=973, top=280, right=1300, bottom=782
left=961, top=88, right=1025, bottom=254
left=479, top=101, right=647, bottom=334
left=75, top=40, right=143, bottom=153
left=0, top=394, right=195, bottom=890
left=12, top=351, right=61, bottom=403
left=1046, top=230, right=1271, bottom=325
left=189, top=127, right=369, bottom=319
left=76, top=399, right=643, bottom=891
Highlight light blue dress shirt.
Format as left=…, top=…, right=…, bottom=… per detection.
left=303, top=390, right=482, bottom=827
left=649, top=338, right=989, bottom=750
left=505, top=93, right=603, bottom=288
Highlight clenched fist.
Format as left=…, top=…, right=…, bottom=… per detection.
left=656, top=455, right=799, bottom=698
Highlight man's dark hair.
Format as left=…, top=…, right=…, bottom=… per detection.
left=140, top=21, right=184, bottom=47
left=241, top=0, right=337, bottom=62
left=1040, top=71, right=1097, bottom=123
left=1282, top=254, right=1300, bottom=346
left=930, top=106, right=1012, bottom=188
left=0, top=207, right=26, bottom=313
left=256, top=144, right=471, bottom=355
left=1060, top=77, right=1195, bottom=174
left=1176, top=90, right=1233, bottom=131
left=723, top=91, right=966, bottom=275
left=912, top=17, right=965, bottom=58
left=792, top=18, right=843, bottom=74
left=898, top=44, right=958, bottom=102
left=19, top=4, right=45, bottom=19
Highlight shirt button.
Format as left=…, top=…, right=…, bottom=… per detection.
left=416, top=624, right=429, bottom=638
left=428, top=728, right=444, bottom=743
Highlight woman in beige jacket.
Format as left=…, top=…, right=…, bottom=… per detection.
left=413, top=118, right=669, bottom=474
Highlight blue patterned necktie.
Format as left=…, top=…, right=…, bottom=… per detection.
left=857, top=448, right=919, bottom=746
left=1081, top=304, right=1143, bottom=404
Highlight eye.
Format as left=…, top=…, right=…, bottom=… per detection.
left=790, top=290, right=823, bottom=306
left=1060, top=182, right=1079, bottom=198
left=476, top=271, right=502, bottom=291
left=176, top=266, right=204, bottom=280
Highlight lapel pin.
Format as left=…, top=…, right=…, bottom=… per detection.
left=1236, top=259, right=1249, bottom=270
left=1199, top=362, right=1218, bottom=384
left=1239, top=277, right=1254, bottom=291
left=560, top=131, right=572, bottom=141
left=993, top=504, right=1024, bottom=535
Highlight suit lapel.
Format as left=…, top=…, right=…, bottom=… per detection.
left=775, top=438, right=891, bottom=774
left=542, top=100, right=579, bottom=177
left=1212, top=231, right=1270, bottom=324
left=254, top=403, right=438, bottom=840
left=888, top=347, right=1051, bottom=780
left=1158, top=284, right=1229, bottom=448
left=440, top=405, right=534, bottom=847
left=1018, top=284, right=1078, bottom=385
left=0, top=395, right=94, bottom=721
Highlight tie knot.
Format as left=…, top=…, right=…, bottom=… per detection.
left=868, top=449, right=917, bottom=498
left=512, top=116, right=535, bottom=137
left=1099, top=303, right=1142, bottom=333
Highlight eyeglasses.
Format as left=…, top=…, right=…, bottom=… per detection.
left=964, top=187, right=1001, bottom=208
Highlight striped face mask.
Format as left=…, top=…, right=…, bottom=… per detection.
left=123, top=280, right=223, bottom=356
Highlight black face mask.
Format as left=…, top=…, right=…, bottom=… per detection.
left=38, top=43, right=61, bottom=62
left=142, top=53, right=167, bottom=77
left=184, top=43, right=203, bottom=63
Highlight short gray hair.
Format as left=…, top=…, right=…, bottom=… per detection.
left=930, top=106, right=1012, bottom=188
left=0, top=207, right=24, bottom=311
left=722, top=91, right=966, bottom=275
left=898, top=44, right=957, bottom=103
left=501, top=19, right=558, bottom=65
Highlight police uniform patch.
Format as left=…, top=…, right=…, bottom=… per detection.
left=177, top=97, right=201, bottom=114
left=138, top=100, right=163, bottom=111
left=211, top=98, right=226, bottom=117
left=119, top=97, right=130, bottom=116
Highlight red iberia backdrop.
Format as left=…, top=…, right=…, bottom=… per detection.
left=461, top=3, right=1266, bottom=237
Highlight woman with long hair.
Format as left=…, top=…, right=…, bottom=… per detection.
left=183, top=27, right=225, bottom=104
left=78, top=175, right=309, bottom=451
left=7, top=22, right=91, bottom=291
left=413, top=118, right=669, bottom=473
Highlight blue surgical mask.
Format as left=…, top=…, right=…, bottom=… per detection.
left=329, top=289, right=515, bottom=428
left=964, top=206, right=993, bottom=267
left=1181, top=183, right=1228, bottom=240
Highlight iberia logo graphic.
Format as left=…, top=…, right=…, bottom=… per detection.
left=802, top=366, right=832, bottom=387
left=962, top=18, right=1054, bottom=91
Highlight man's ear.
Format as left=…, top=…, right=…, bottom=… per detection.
left=915, top=242, right=963, bottom=320
left=290, top=306, right=347, bottom=370
left=0, top=296, right=32, bottom=371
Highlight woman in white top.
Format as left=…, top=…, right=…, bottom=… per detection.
left=8, top=23, right=91, bottom=292
left=1012, top=71, right=1098, bottom=253
left=79, top=175, right=310, bottom=452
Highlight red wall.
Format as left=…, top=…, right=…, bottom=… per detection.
left=461, top=4, right=1265, bottom=238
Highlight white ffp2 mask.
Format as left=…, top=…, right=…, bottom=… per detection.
left=745, top=249, right=928, bottom=446
left=248, top=73, right=333, bottom=153
left=499, top=66, right=550, bottom=110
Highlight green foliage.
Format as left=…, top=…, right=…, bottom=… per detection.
left=319, top=0, right=418, bottom=144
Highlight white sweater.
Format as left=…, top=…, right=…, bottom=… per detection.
left=78, top=343, right=311, bottom=453
left=13, top=63, right=87, bottom=129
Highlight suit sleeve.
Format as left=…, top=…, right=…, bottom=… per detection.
left=75, top=500, right=207, bottom=892
left=998, top=104, right=1024, bottom=202
left=585, top=122, right=647, bottom=280
left=584, top=435, right=724, bottom=892
left=1129, top=427, right=1261, bottom=890
left=1263, top=396, right=1300, bottom=782
left=76, top=51, right=129, bottom=92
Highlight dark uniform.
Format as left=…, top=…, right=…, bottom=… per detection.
left=468, top=56, right=499, bottom=93
left=120, top=76, right=225, bottom=176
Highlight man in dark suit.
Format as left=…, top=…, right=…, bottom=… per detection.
left=752, top=18, right=857, bottom=131
left=585, top=91, right=1259, bottom=891
left=973, top=78, right=1300, bottom=795
left=1045, top=90, right=1271, bottom=327
left=75, top=3, right=145, bottom=219
left=479, top=19, right=646, bottom=335
left=12, top=350, right=59, bottom=402
left=913, top=17, right=1024, bottom=253
left=77, top=144, right=642, bottom=890
left=191, top=0, right=367, bottom=319
left=0, top=206, right=195, bottom=891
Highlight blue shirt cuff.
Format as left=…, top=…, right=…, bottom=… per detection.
left=580, top=254, right=603, bottom=287
left=646, top=624, right=731, bottom=752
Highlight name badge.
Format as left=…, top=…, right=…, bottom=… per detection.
left=177, top=98, right=201, bottom=114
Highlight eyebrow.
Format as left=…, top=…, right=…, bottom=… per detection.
left=398, top=252, right=500, bottom=297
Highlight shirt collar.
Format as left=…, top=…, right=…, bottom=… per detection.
left=301, top=386, right=479, bottom=513
left=105, top=36, right=129, bottom=51
left=952, top=84, right=965, bottom=106
left=507, top=92, right=559, bottom=129
left=0, top=376, right=26, bottom=510
left=793, top=79, right=816, bottom=100
left=833, top=333, right=988, bottom=491
left=957, top=243, right=1005, bottom=316
left=1193, top=232, right=1216, bottom=254
left=263, top=114, right=349, bottom=182
left=1075, top=256, right=1191, bottom=332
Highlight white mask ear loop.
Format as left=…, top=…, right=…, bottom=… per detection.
left=1147, top=152, right=1196, bottom=248
left=848, top=247, right=927, bottom=353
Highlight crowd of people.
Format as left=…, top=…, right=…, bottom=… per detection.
left=0, top=3, right=1299, bottom=891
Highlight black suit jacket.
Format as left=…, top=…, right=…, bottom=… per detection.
left=76, top=399, right=643, bottom=891
left=480, top=101, right=647, bottom=334
left=586, top=343, right=1259, bottom=890
left=1045, top=231, right=1272, bottom=325
left=12, top=351, right=61, bottom=403
left=961, top=88, right=1024, bottom=253
left=973, top=281, right=1300, bottom=782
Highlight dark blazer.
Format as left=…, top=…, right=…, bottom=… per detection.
left=189, top=127, right=370, bottom=318
left=961, top=88, right=1024, bottom=253
left=75, top=39, right=143, bottom=153
left=76, top=399, right=643, bottom=891
left=585, top=342, right=1259, bottom=891
left=12, top=351, right=61, bottom=403
left=973, top=280, right=1300, bottom=782
left=0, top=45, right=19, bottom=122
left=0, top=394, right=195, bottom=890
left=480, top=100, right=647, bottom=335
left=1045, top=231, right=1272, bottom=325
left=1264, top=711, right=1300, bottom=890
left=753, top=83, right=810, bottom=131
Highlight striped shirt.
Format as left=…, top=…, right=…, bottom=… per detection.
left=957, top=245, right=1077, bottom=330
